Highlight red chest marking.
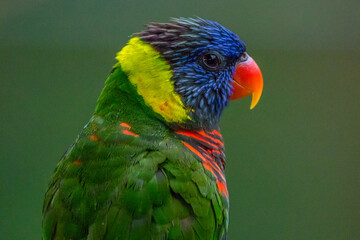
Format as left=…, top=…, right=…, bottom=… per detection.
left=90, top=135, right=99, bottom=141
left=73, top=159, right=82, bottom=166
left=122, top=130, right=139, bottom=137
left=120, top=122, right=131, bottom=128
left=177, top=130, right=228, bottom=199
left=120, top=122, right=139, bottom=137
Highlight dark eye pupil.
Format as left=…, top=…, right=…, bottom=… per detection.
left=203, top=54, right=219, bottom=68
left=240, top=52, right=248, bottom=62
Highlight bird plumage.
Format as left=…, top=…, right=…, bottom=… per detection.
left=42, top=17, right=263, bottom=240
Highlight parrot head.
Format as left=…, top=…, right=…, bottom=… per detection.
left=116, top=17, right=263, bottom=129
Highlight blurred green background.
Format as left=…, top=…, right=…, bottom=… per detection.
left=1, top=1, right=359, bottom=239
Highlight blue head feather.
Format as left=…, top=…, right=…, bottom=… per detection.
left=138, top=17, right=246, bottom=129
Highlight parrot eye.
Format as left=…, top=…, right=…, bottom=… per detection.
left=240, top=52, right=248, bottom=62
left=200, top=51, right=223, bottom=71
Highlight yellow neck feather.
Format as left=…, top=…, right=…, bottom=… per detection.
left=116, top=37, right=191, bottom=123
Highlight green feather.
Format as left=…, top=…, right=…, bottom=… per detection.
left=42, top=65, right=228, bottom=240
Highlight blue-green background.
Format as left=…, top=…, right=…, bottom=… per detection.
left=1, top=1, right=359, bottom=239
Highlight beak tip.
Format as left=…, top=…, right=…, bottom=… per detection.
left=249, top=90, right=262, bottom=110
left=250, top=102, right=257, bottom=110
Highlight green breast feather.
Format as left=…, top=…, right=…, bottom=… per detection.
left=42, top=66, right=229, bottom=240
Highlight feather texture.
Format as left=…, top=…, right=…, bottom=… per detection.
left=42, top=17, right=250, bottom=239
left=43, top=68, right=228, bottom=240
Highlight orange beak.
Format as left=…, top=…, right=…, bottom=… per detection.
left=229, top=55, right=263, bottom=109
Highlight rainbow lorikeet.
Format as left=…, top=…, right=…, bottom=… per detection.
left=42, top=18, right=263, bottom=240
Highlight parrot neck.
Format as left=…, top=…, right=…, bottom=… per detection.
left=94, top=37, right=223, bottom=131
left=175, top=129, right=228, bottom=199
left=94, top=65, right=222, bottom=136
left=94, top=65, right=171, bottom=134
left=115, top=37, right=192, bottom=124
left=114, top=37, right=223, bottom=130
